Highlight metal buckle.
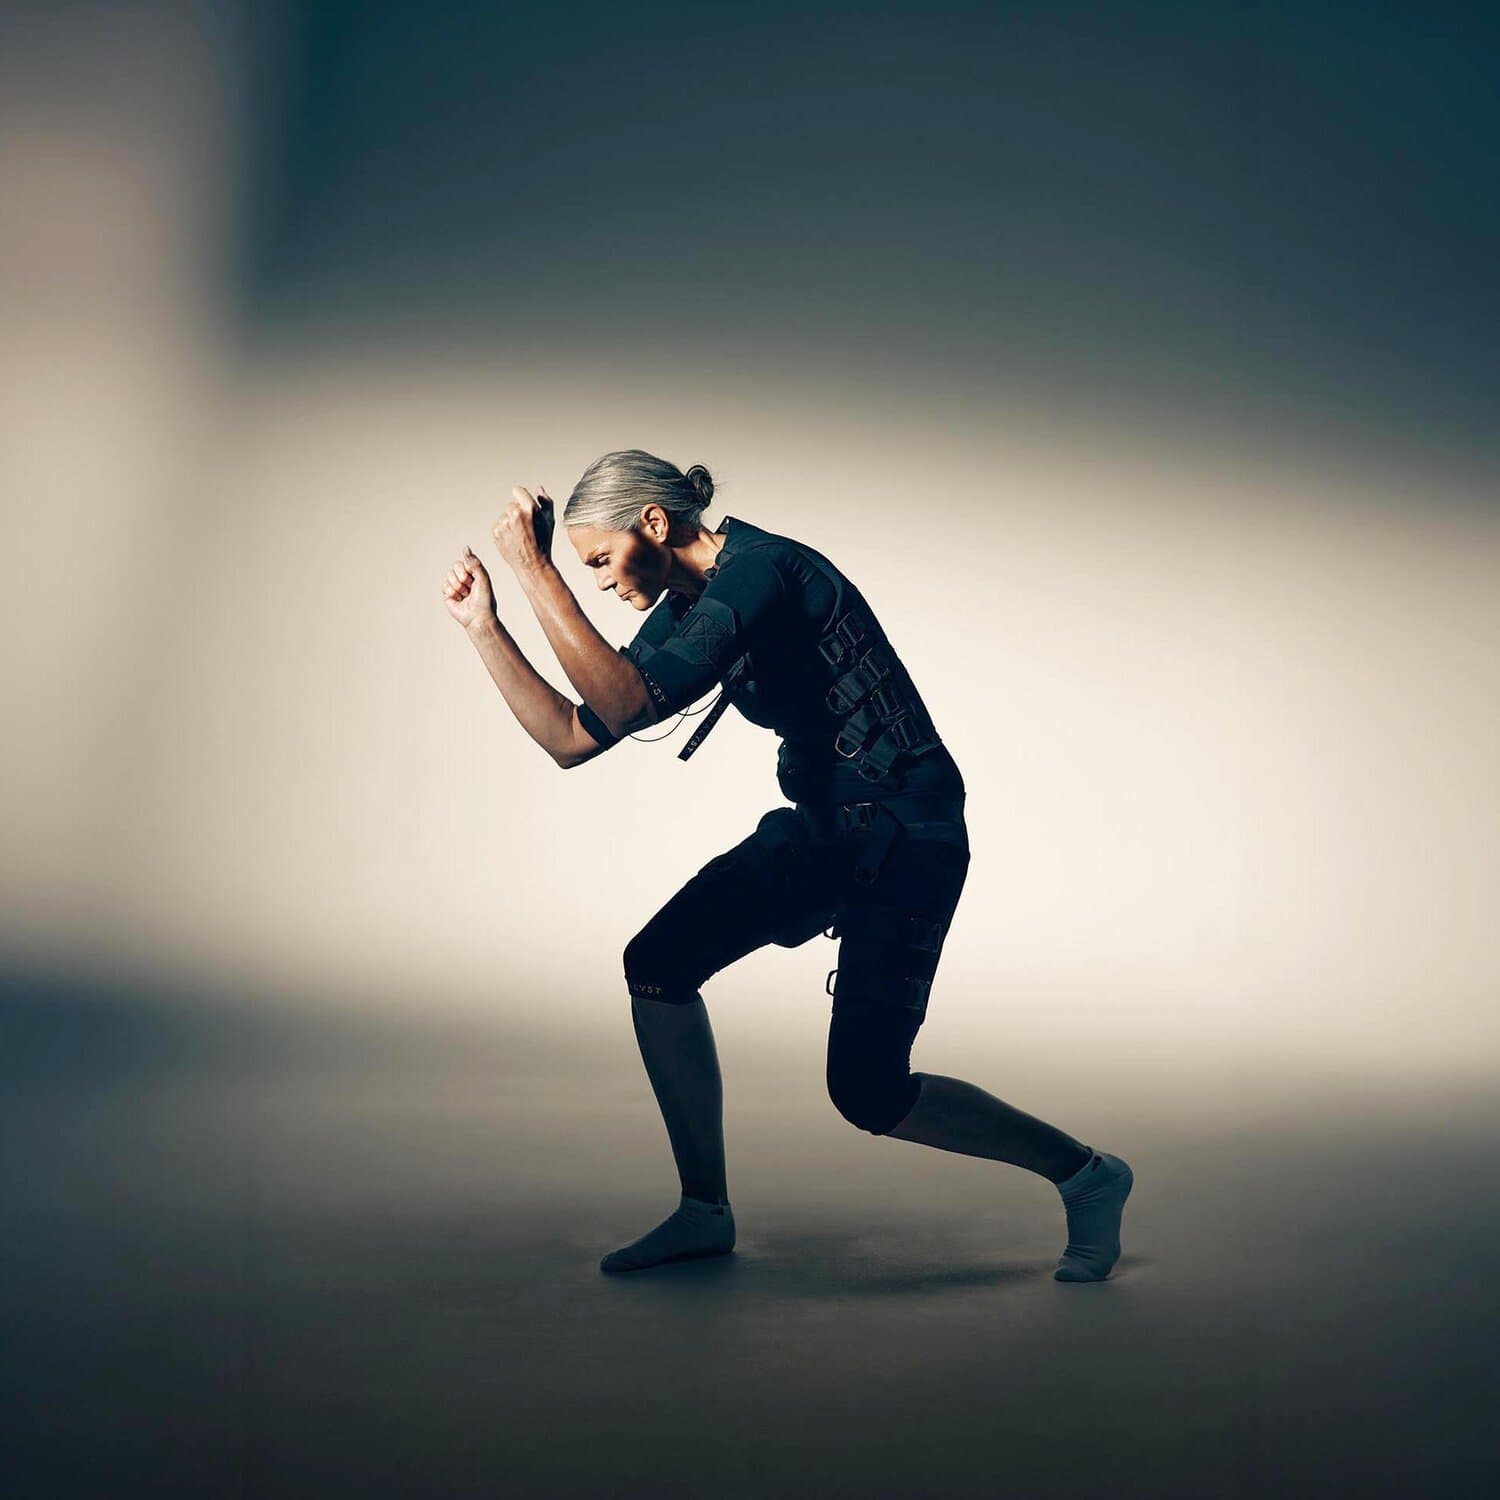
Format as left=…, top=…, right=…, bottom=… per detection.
left=825, top=677, right=862, bottom=715
left=857, top=647, right=890, bottom=685
left=817, top=612, right=867, bottom=668
left=856, top=737, right=903, bottom=783
left=833, top=725, right=861, bottom=758
left=888, top=714, right=917, bottom=750
left=834, top=714, right=877, bottom=758
left=825, top=970, right=933, bottom=1013
left=837, top=801, right=876, bottom=832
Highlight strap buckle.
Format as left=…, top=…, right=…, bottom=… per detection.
left=825, top=966, right=934, bottom=1013
left=825, top=647, right=892, bottom=714
left=856, top=733, right=905, bottom=783
left=870, top=683, right=906, bottom=721
left=833, top=704, right=880, bottom=758
left=816, top=611, right=867, bottom=668
left=834, top=801, right=876, bottom=832
left=831, top=905, right=945, bottom=952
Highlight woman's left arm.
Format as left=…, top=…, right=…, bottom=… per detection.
left=515, top=562, right=652, bottom=732
left=496, top=488, right=652, bottom=733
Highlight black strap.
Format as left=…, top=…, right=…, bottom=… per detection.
left=824, top=965, right=933, bottom=1014
left=677, top=654, right=751, bottom=761
left=826, top=647, right=892, bottom=714
left=828, top=799, right=904, bottom=887
left=834, top=703, right=883, bottom=759
left=826, top=905, right=945, bottom=951
left=834, top=793, right=965, bottom=827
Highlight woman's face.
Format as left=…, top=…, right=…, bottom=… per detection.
left=567, top=523, right=665, bottom=609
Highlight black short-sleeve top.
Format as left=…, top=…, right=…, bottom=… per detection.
left=576, top=515, right=964, bottom=804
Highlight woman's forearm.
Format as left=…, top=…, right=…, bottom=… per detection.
left=465, top=615, right=575, bottom=763
left=517, top=561, right=644, bottom=727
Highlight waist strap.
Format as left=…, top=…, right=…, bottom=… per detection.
left=831, top=794, right=966, bottom=831
left=830, top=795, right=966, bottom=886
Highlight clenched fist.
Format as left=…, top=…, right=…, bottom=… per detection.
left=442, top=547, right=496, bottom=633
left=492, top=485, right=555, bottom=576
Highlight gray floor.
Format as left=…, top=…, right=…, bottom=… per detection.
left=3, top=965, right=1495, bottom=1498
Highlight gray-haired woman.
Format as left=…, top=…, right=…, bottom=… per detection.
left=442, top=448, right=1133, bottom=1278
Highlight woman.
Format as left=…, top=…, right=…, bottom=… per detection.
left=442, top=449, right=1133, bottom=1280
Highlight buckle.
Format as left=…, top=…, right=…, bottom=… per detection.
left=834, top=706, right=878, bottom=758
left=856, top=734, right=904, bottom=783
left=826, top=675, right=863, bottom=716
left=825, top=971, right=934, bottom=1014
left=836, top=801, right=876, bottom=832
left=871, top=683, right=905, bottom=721
left=833, top=725, right=861, bottom=758
left=817, top=612, right=867, bottom=668
left=858, top=646, right=890, bottom=684
left=836, top=614, right=866, bottom=650
left=825, top=967, right=839, bottom=996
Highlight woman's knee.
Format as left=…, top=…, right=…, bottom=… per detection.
left=826, top=1056, right=920, bottom=1135
left=622, top=928, right=701, bottom=1004
left=825, top=1002, right=924, bottom=1134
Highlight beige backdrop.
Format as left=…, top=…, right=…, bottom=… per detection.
left=3, top=3, right=1496, bottom=1087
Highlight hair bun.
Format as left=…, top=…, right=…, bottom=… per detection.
left=684, top=464, right=714, bottom=504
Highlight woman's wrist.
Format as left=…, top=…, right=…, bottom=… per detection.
left=466, top=612, right=500, bottom=644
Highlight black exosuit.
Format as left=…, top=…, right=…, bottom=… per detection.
left=576, top=515, right=970, bottom=1135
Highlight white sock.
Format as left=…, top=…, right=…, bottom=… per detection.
left=1054, top=1147, right=1134, bottom=1282
left=599, top=1194, right=736, bottom=1273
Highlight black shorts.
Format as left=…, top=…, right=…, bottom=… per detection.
left=625, top=800, right=970, bottom=1011
left=622, top=801, right=971, bottom=1133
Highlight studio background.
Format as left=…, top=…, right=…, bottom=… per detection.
left=3, top=3, right=1495, bottom=1496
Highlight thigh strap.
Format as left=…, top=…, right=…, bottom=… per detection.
left=824, top=965, right=934, bottom=1015
left=821, top=905, right=945, bottom=950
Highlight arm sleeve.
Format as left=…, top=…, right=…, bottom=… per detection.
left=629, top=550, right=786, bottom=717
left=575, top=697, right=620, bottom=750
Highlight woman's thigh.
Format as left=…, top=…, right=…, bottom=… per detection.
left=623, top=806, right=840, bottom=1001
left=825, top=827, right=971, bottom=1024
left=822, top=825, right=971, bottom=1131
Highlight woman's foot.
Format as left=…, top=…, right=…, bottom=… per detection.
left=599, top=1194, right=736, bottom=1273
left=1053, top=1148, right=1133, bottom=1281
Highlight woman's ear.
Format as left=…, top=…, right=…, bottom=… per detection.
left=640, top=502, right=670, bottom=544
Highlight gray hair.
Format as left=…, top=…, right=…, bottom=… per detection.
left=562, top=449, right=716, bottom=538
